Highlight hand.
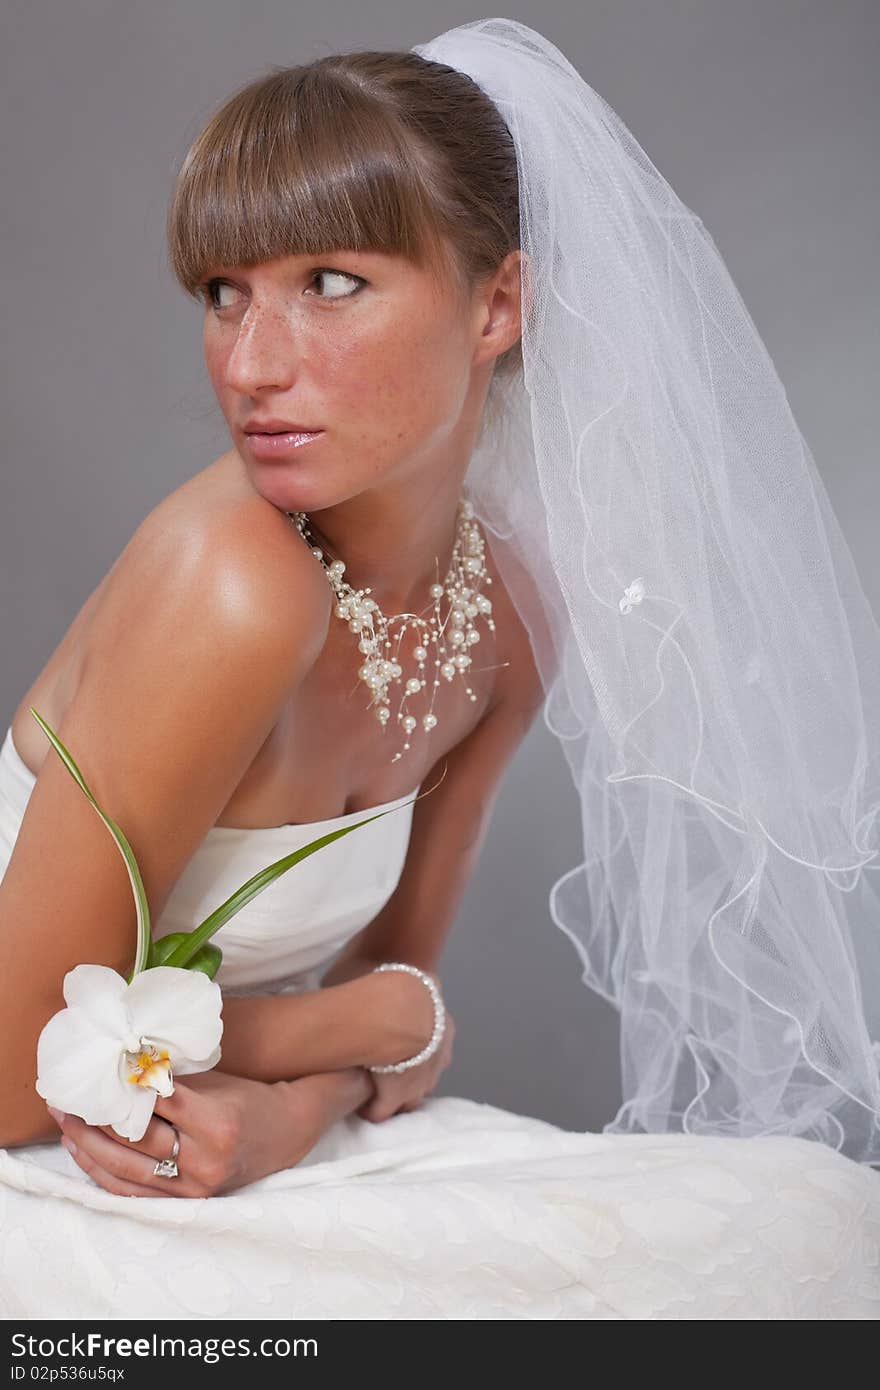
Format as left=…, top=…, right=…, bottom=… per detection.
left=46, top=1068, right=319, bottom=1198
left=358, top=1010, right=456, bottom=1123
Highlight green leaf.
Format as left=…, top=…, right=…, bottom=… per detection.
left=30, top=705, right=445, bottom=984
left=29, top=707, right=152, bottom=984
left=147, top=932, right=189, bottom=967
left=147, top=933, right=222, bottom=979
left=160, top=805, right=418, bottom=970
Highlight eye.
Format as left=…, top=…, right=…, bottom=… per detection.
left=198, top=268, right=365, bottom=312
left=199, top=279, right=239, bottom=311
left=308, top=268, right=365, bottom=300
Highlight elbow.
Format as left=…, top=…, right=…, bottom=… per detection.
left=2, top=1123, right=60, bottom=1150
left=1, top=1118, right=61, bottom=1149
left=0, top=1083, right=63, bottom=1150
left=0, top=1002, right=67, bottom=1148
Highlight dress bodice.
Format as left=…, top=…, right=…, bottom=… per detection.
left=0, top=726, right=417, bottom=996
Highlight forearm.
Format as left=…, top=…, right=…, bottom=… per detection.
left=216, top=968, right=432, bottom=1083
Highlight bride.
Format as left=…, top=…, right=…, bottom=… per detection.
left=1, top=19, right=879, bottom=1320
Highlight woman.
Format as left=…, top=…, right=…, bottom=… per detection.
left=1, top=19, right=878, bottom=1319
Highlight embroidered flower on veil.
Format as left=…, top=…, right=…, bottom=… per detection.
left=619, top=577, right=645, bottom=615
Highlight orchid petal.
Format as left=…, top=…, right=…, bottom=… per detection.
left=35, top=1008, right=131, bottom=1124
left=61, top=965, right=130, bottom=1038
left=136, top=1057, right=175, bottom=1097
left=126, top=966, right=223, bottom=1061
left=174, top=1044, right=222, bottom=1076
left=109, top=1081, right=158, bottom=1142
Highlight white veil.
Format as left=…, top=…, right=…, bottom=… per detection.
left=413, top=18, right=880, bottom=1166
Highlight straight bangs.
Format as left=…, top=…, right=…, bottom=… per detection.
left=167, top=64, right=457, bottom=300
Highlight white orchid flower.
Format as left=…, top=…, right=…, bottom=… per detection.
left=35, top=963, right=223, bottom=1142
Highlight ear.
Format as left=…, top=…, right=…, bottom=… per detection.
left=478, top=248, right=525, bottom=362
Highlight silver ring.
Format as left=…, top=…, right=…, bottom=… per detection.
left=152, top=1123, right=181, bottom=1179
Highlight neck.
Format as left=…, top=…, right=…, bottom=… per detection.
left=294, top=477, right=470, bottom=615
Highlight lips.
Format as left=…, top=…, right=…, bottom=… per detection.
left=243, top=428, right=324, bottom=459
left=243, top=419, right=322, bottom=434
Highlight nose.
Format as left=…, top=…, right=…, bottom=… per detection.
left=221, top=302, right=301, bottom=397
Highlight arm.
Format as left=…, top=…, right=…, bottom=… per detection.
left=0, top=496, right=330, bottom=1148
left=215, top=968, right=436, bottom=1081
left=322, top=678, right=547, bottom=991
left=317, top=687, right=544, bottom=1125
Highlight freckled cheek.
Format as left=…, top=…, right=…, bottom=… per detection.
left=324, top=321, right=466, bottom=450
left=203, top=342, right=224, bottom=392
left=358, top=335, right=459, bottom=427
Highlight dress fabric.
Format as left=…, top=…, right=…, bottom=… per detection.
left=1, top=724, right=879, bottom=1321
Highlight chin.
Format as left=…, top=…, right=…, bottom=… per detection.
left=237, top=457, right=322, bottom=515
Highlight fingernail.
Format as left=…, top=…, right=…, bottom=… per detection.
left=60, top=1136, right=77, bottom=1155
left=47, top=1106, right=65, bottom=1124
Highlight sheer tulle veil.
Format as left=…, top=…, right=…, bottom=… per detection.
left=413, top=18, right=880, bottom=1165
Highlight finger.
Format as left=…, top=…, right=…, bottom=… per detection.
left=359, top=1095, right=399, bottom=1123
left=59, top=1118, right=196, bottom=1196
left=102, top=1071, right=212, bottom=1150
left=60, top=1109, right=175, bottom=1160
left=94, top=1113, right=181, bottom=1164
left=60, top=1136, right=174, bottom=1199
left=152, top=1076, right=210, bottom=1130
left=357, top=1097, right=385, bottom=1122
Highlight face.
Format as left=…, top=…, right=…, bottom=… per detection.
left=200, top=247, right=513, bottom=514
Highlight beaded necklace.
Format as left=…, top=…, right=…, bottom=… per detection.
left=286, top=497, right=496, bottom=763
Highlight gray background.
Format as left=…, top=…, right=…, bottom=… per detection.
left=2, top=2, right=877, bottom=1130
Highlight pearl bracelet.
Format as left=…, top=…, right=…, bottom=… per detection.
left=367, top=961, right=446, bottom=1074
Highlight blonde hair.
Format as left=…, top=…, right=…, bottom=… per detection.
left=166, top=48, right=523, bottom=386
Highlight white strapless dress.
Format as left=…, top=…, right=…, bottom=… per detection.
left=1, top=726, right=879, bottom=1320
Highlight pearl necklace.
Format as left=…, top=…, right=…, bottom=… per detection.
left=285, top=496, right=496, bottom=763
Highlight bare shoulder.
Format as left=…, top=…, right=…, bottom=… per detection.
left=11, top=452, right=330, bottom=774
left=85, top=453, right=331, bottom=670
